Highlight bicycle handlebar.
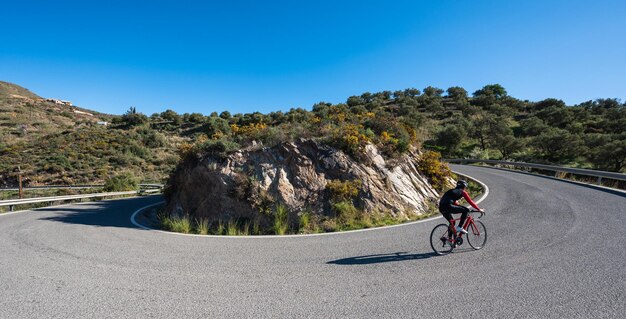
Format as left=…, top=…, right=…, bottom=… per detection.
left=469, top=210, right=485, bottom=218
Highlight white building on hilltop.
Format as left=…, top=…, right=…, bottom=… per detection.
left=46, top=98, right=72, bottom=106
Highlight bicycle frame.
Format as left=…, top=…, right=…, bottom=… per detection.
left=447, top=212, right=482, bottom=238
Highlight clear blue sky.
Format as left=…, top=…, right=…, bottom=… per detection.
left=1, top=0, right=625, bottom=115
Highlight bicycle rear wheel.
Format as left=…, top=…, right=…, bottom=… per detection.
left=430, top=224, right=454, bottom=255
left=467, top=220, right=487, bottom=250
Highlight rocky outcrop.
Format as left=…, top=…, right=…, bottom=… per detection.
left=165, top=139, right=440, bottom=221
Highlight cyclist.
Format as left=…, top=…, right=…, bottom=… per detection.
left=438, top=180, right=484, bottom=234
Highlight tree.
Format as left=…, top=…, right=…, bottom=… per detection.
left=423, top=86, right=444, bottom=97
left=446, top=86, right=468, bottom=101
left=585, top=134, right=626, bottom=172
left=121, top=107, right=148, bottom=127
left=483, top=116, right=520, bottom=158
left=531, top=98, right=566, bottom=112
left=472, top=84, right=508, bottom=108
left=435, top=124, right=466, bottom=156
left=360, top=92, right=373, bottom=103
left=469, top=112, right=491, bottom=150
left=531, top=128, right=583, bottom=162
left=219, top=111, right=231, bottom=120
left=535, top=106, right=573, bottom=129
left=446, top=86, right=471, bottom=114
left=392, top=90, right=405, bottom=99
left=489, top=124, right=522, bottom=159
left=189, top=113, right=205, bottom=123
left=160, top=109, right=182, bottom=125
left=403, top=88, right=421, bottom=97
left=204, top=117, right=231, bottom=137
left=347, top=96, right=364, bottom=107
left=419, top=86, right=444, bottom=114
left=520, top=117, right=549, bottom=136
left=473, top=84, right=507, bottom=99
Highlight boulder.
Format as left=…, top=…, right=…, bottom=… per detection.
left=165, top=139, right=440, bottom=221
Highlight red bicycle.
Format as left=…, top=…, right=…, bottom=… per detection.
left=430, top=210, right=487, bottom=255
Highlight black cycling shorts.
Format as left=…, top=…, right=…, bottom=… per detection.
left=439, top=204, right=469, bottom=223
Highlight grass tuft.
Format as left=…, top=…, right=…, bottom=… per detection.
left=273, top=204, right=289, bottom=235
left=196, top=218, right=209, bottom=235
left=171, top=215, right=192, bottom=233
left=227, top=219, right=238, bottom=236
left=240, top=221, right=250, bottom=236
left=215, top=220, right=225, bottom=235
left=252, top=218, right=261, bottom=235
left=298, top=211, right=310, bottom=233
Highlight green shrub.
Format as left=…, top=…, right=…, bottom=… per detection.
left=196, top=218, right=209, bottom=235
left=328, top=124, right=371, bottom=157
left=227, top=220, right=238, bottom=236
left=158, top=212, right=192, bottom=234
left=359, top=212, right=374, bottom=228
left=171, top=215, right=192, bottom=233
left=252, top=219, right=261, bottom=235
left=273, top=204, right=289, bottom=235
left=298, top=211, right=310, bottom=232
left=332, top=201, right=359, bottom=229
left=215, top=220, right=225, bottom=235
left=326, top=179, right=361, bottom=203
left=417, top=151, right=451, bottom=191
left=239, top=221, right=250, bottom=236
left=128, top=143, right=151, bottom=159
left=120, top=107, right=148, bottom=127
left=198, top=139, right=240, bottom=159
left=321, top=219, right=338, bottom=232
left=103, top=172, right=138, bottom=191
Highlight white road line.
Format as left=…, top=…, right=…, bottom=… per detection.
left=129, top=170, right=491, bottom=238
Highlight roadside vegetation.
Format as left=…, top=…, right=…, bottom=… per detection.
left=2, top=81, right=623, bottom=192
left=2, top=80, right=622, bottom=229
left=103, top=172, right=139, bottom=191
left=155, top=201, right=444, bottom=236
left=170, top=83, right=624, bottom=176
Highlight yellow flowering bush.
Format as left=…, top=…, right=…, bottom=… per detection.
left=417, top=151, right=451, bottom=191
left=326, top=179, right=362, bottom=203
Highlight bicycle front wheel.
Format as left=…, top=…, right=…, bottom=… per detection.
left=467, top=220, right=487, bottom=250
left=430, top=224, right=454, bottom=255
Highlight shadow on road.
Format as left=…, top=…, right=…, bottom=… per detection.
left=327, top=251, right=438, bottom=265
left=37, top=196, right=162, bottom=229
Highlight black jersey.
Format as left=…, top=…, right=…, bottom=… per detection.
left=438, top=187, right=480, bottom=210
left=439, top=188, right=465, bottom=207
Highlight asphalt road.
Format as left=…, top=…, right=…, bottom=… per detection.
left=1, top=165, right=624, bottom=318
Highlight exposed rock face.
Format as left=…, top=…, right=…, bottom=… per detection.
left=165, top=139, right=440, bottom=221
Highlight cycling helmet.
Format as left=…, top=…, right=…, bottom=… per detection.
left=456, top=180, right=468, bottom=189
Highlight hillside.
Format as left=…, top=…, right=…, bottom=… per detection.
left=0, top=81, right=40, bottom=99
left=1, top=80, right=624, bottom=189
left=160, top=84, right=624, bottom=233
left=165, top=85, right=625, bottom=174
left=0, top=82, right=185, bottom=187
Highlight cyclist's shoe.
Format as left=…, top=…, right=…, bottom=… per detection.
left=456, top=226, right=468, bottom=234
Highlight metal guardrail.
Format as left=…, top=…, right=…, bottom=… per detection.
left=0, top=188, right=162, bottom=212
left=0, top=185, right=103, bottom=191
left=138, top=184, right=164, bottom=189
left=0, top=183, right=164, bottom=191
left=446, top=159, right=626, bottom=184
